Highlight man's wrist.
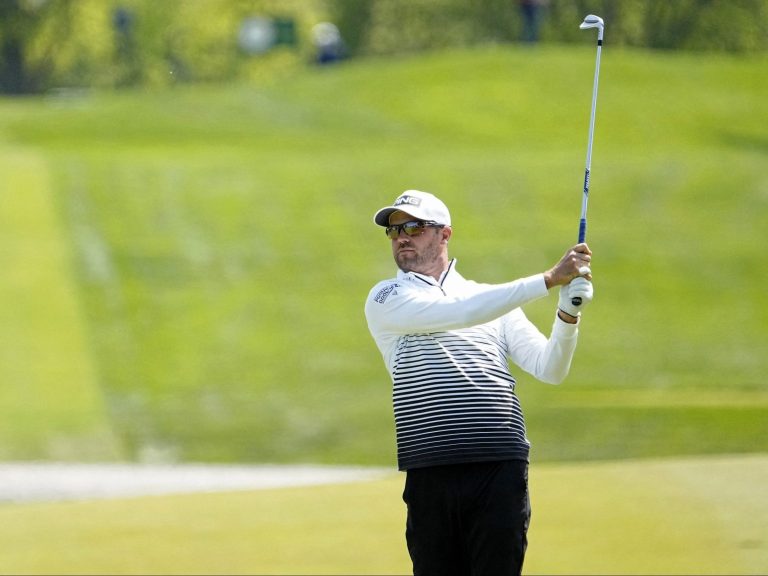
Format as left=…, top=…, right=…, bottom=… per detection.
left=557, top=309, right=579, bottom=324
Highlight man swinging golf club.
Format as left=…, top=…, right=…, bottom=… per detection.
left=364, top=15, right=604, bottom=574
left=364, top=190, right=594, bottom=575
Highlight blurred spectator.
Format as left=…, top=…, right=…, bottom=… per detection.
left=520, top=0, right=548, bottom=43
left=113, top=6, right=139, bottom=86
left=311, top=22, right=346, bottom=64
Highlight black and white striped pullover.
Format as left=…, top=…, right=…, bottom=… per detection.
left=365, top=260, right=579, bottom=471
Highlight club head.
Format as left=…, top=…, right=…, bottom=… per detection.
left=580, top=14, right=604, bottom=31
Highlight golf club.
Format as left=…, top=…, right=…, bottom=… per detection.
left=572, top=14, right=604, bottom=306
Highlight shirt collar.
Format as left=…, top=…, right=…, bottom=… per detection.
left=396, top=258, right=461, bottom=287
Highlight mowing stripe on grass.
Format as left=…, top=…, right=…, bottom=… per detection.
left=0, top=149, right=122, bottom=460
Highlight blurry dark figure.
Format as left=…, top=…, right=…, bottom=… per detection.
left=113, top=6, right=140, bottom=86
left=312, top=22, right=346, bottom=65
left=520, top=0, right=547, bottom=43
left=113, top=7, right=135, bottom=55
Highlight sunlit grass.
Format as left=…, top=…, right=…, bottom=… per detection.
left=0, top=454, right=764, bottom=574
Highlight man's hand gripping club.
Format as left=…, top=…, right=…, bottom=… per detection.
left=543, top=243, right=594, bottom=322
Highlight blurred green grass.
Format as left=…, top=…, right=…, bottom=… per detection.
left=0, top=45, right=765, bottom=463
left=0, top=454, right=764, bottom=574
left=0, top=150, right=121, bottom=460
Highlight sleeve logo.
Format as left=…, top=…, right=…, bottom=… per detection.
left=374, top=283, right=398, bottom=304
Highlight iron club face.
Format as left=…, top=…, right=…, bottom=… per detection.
left=580, top=14, right=604, bottom=32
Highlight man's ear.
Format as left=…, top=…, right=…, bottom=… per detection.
left=441, top=226, right=452, bottom=244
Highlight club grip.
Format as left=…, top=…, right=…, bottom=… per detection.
left=572, top=218, right=587, bottom=306
left=578, top=218, right=587, bottom=244
left=571, top=219, right=586, bottom=305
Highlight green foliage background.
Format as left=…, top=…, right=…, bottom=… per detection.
left=1, top=43, right=765, bottom=465
left=331, top=0, right=768, bottom=55
left=1, top=0, right=766, bottom=93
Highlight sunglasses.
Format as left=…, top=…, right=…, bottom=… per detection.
left=385, top=220, right=444, bottom=240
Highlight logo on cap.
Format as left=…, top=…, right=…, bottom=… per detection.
left=394, top=195, right=421, bottom=207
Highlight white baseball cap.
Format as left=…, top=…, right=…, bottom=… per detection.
left=373, top=190, right=452, bottom=227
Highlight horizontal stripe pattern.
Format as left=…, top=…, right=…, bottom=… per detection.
left=392, top=326, right=530, bottom=470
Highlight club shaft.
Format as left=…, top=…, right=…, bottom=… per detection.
left=573, top=22, right=603, bottom=307
left=579, top=36, right=602, bottom=243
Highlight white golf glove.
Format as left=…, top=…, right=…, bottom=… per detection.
left=558, top=276, right=594, bottom=318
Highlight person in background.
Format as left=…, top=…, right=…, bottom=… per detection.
left=520, top=0, right=548, bottom=43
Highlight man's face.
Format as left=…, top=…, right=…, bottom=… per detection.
left=388, top=211, right=449, bottom=275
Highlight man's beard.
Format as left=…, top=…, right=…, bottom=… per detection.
left=395, top=239, right=440, bottom=273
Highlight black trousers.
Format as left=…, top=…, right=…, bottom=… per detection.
left=402, top=460, right=530, bottom=576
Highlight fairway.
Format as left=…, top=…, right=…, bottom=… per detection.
left=0, top=454, right=764, bottom=574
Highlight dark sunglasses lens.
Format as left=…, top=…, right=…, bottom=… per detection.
left=386, top=221, right=431, bottom=239
left=403, top=222, right=425, bottom=236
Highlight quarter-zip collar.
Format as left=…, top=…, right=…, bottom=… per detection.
left=396, top=258, right=459, bottom=290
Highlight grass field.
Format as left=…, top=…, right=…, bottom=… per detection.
left=0, top=44, right=765, bottom=465
left=1, top=454, right=765, bottom=574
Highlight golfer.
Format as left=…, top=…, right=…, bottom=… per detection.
left=364, top=190, right=593, bottom=576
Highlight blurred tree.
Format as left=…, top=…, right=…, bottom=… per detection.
left=328, top=0, right=768, bottom=55
left=0, top=0, right=113, bottom=94
left=109, top=0, right=325, bottom=87
left=1, top=0, right=764, bottom=94
left=328, top=0, right=374, bottom=56
left=0, top=0, right=58, bottom=93
left=643, top=0, right=768, bottom=52
left=0, top=0, right=327, bottom=93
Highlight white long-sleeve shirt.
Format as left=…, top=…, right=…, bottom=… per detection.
left=365, top=259, right=579, bottom=470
